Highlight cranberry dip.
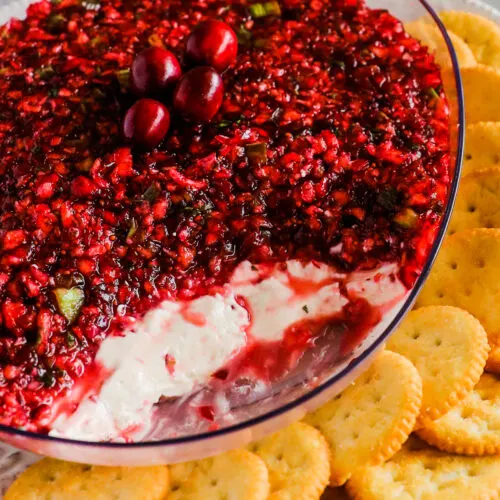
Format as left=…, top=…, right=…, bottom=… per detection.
left=0, top=0, right=451, bottom=440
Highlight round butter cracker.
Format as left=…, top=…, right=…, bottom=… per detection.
left=449, top=168, right=500, bottom=234
left=249, top=422, right=330, bottom=500
left=487, top=346, right=500, bottom=373
left=461, top=66, right=500, bottom=124
left=346, top=443, right=500, bottom=500
left=463, top=122, right=500, bottom=176
left=439, top=10, right=500, bottom=69
left=167, top=449, right=269, bottom=500
left=304, top=351, right=422, bottom=487
left=387, top=306, right=488, bottom=426
left=405, top=20, right=476, bottom=68
left=417, top=228, right=500, bottom=371
left=418, top=373, right=500, bottom=455
left=4, top=459, right=169, bottom=500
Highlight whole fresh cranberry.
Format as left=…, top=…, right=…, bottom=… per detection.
left=122, top=98, right=170, bottom=149
left=186, top=20, right=238, bottom=72
left=131, top=47, right=182, bottom=96
left=173, top=67, right=224, bottom=123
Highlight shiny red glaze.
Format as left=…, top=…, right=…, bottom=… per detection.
left=122, top=99, right=170, bottom=149
left=130, top=46, right=182, bottom=96
left=186, top=20, right=238, bottom=72
left=173, top=67, right=224, bottom=123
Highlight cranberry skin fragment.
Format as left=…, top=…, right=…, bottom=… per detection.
left=122, top=98, right=171, bottom=149
left=186, top=20, right=238, bottom=72
left=130, top=47, right=182, bottom=96
left=173, top=67, right=224, bottom=123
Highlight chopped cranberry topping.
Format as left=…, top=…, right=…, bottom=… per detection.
left=0, top=0, right=450, bottom=432
left=186, top=20, right=238, bottom=72
left=198, top=405, right=216, bottom=421
left=173, top=66, right=225, bottom=123
left=130, top=47, right=182, bottom=97
left=122, top=98, right=171, bottom=149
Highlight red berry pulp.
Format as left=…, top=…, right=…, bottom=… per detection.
left=173, top=67, right=224, bottom=123
left=186, top=20, right=238, bottom=72
left=0, top=0, right=451, bottom=432
left=130, top=47, right=182, bottom=97
left=122, top=99, right=171, bottom=149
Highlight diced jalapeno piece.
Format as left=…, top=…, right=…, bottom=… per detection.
left=394, top=208, right=419, bottom=229
left=53, top=287, right=85, bottom=324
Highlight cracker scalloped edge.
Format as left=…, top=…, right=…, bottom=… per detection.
left=370, top=353, right=424, bottom=465
left=414, top=307, right=490, bottom=426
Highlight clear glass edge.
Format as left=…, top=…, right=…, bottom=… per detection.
left=0, top=0, right=465, bottom=451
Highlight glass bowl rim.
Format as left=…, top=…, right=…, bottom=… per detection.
left=0, top=0, right=465, bottom=450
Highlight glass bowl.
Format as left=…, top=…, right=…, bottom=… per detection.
left=0, top=0, right=465, bottom=467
